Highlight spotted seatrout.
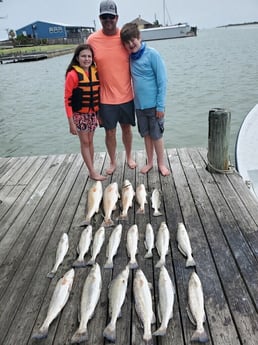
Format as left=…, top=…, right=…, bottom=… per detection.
left=47, top=232, right=69, bottom=278
left=155, top=222, right=170, bottom=268
left=177, top=222, right=196, bottom=267
left=119, top=179, right=135, bottom=220
left=102, top=182, right=120, bottom=227
left=104, top=224, right=122, bottom=269
left=73, top=225, right=92, bottom=268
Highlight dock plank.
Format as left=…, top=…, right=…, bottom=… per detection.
left=0, top=148, right=258, bottom=345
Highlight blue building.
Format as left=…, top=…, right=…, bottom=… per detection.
left=15, top=21, right=95, bottom=42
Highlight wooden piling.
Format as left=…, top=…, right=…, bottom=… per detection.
left=207, top=108, right=231, bottom=173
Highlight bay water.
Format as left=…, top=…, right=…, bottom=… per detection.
left=1, top=25, right=258, bottom=165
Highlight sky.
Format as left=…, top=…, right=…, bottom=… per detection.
left=1, top=0, right=258, bottom=40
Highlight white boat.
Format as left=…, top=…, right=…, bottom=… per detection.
left=139, top=0, right=197, bottom=41
left=140, top=22, right=197, bottom=41
left=235, top=104, right=258, bottom=199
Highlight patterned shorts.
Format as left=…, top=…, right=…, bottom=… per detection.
left=73, top=112, right=98, bottom=132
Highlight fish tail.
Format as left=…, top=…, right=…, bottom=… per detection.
left=186, top=256, right=196, bottom=267
left=104, top=261, right=113, bottom=269
left=191, top=329, right=209, bottom=343
left=153, top=325, right=167, bottom=336
left=102, top=218, right=114, bottom=227
left=72, top=259, right=86, bottom=268
left=155, top=258, right=165, bottom=268
left=119, top=213, right=128, bottom=220
left=128, top=260, right=138, bottom=269
left=103, top=323, right=116, bottom=342
left=144, top=251, right=153, bottom=259
left=31, top=326, right=49, bottom=339
left=71, top=328, right=88, bottom=344
left=136, top=207, right=145, bottom=214
left=86, top=258, right=95, bottom=266
left=153, top=210, right=162, bottom=217
left=143, top=331, right=153, bottom=345
left=46, top=271, right=55, bottom=279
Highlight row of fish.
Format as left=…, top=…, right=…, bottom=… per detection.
left=46, top=221, right=196, bottom=278
left=84, top=180, right=162, bottom=227
left=32, top=264, right=208, bottom=344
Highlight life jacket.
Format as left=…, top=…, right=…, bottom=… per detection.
left=69, top=65, right=100, bottom=113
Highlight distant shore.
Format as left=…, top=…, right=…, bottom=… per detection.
left=217, top=21, right=258, bottom=28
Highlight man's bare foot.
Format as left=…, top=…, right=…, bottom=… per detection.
left=106, top=163, right=116, bottom=175
left=90, top=172, right=107, bottom=181
left=140, top=163, right=153, bottom=174
left=127, top=158, right=137, bottom=169
left=159, top=165, right=170, bottom=176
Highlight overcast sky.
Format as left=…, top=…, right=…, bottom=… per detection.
left=1, top=0, right=258, bottom=39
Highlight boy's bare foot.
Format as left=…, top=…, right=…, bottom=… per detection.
left=140, top=163, right=153, bottom=174
left=127, top=158, right=137, bottom=169
left=159, top=165, right=170, bottom=176
left=90, top=172, right=107, bottom=181
left=106, top=163, right=116, bottom=175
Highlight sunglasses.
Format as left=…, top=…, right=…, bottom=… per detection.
left=100, top=14, right=116, bottom=20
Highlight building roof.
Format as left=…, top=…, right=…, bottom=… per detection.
left=130, top=16, right=152, bottom=26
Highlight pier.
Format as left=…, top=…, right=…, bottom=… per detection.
left=0, top=148, right=258, bottom=345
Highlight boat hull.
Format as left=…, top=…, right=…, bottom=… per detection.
left=140, top=23, right=197, bottom=41
left=235, top=104, right=258, bottom=198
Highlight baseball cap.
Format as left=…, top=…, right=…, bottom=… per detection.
left=99, top=0, right=118, bottom=16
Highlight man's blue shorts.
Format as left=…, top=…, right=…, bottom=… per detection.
left=99, top=100, right=135, bottom=130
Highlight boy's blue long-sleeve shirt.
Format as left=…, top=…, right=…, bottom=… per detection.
left=130, top=44, right=167, bottom=112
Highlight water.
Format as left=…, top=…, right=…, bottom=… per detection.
left=1, top=26, right=258, bottom=164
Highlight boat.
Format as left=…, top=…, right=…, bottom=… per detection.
left=139, top=0, right=197, bottom=41
left=235, top=104, right=258, bottom=199
left=140, top=23, right=197, bottom=41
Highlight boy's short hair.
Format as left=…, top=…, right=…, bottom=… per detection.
left=120, top=23, right=140, bottom=42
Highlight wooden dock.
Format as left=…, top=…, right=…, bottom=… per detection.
left=0, top=148, right=258, bottom=345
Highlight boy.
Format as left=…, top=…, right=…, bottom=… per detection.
left=120, top=23, right=170, bottom=176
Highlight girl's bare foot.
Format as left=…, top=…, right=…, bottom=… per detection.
left=159, top=165, right=170, bottom=176
left=106, top=163, right=116, bottom=175
left=90, top=172, right=107, bottom=181
left=140, top=163, right=153, bottom=174
left=127, top=158, right=137, bottom=169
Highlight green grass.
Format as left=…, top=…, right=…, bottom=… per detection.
left=0, top=44, right=76, bottom=56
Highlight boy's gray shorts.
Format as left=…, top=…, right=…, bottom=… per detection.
left=136, top=107, right=164, bottom=140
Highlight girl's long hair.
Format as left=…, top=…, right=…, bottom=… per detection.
left=65, top=43, right=95, bottom=76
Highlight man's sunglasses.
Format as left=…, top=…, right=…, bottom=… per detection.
left=100, top=14, right=116, bottom=20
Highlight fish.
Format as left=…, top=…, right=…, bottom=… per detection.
left=103, top=265, right=130, bottom=342
left=71, top=263, right=102, bottom=344
left=104, top=224, right=122, bottom=269
left=102, top=182, right=120, bottom=227
left=119, top=179, right=135, bottom=220
left=176, top=222, right=196, bottom=267
left=144, top=223, right=155, bottom=259
left=136, top=183, right=147, bottom=214
left=47, top=232, right=69, bottom=278
left=153, top=266, right=174, bottom=336
left=187, top=271, right=208, bottom=343
left=86, top=226, right=105, bottom=266
left=72, top=225, right=92, bottom=268
left=32, top=268, right=75, bottom=339
left=126, top=224, right=139, bottom=269
left=151, top=188, right=162, bottom=216
left=133, top=269, right=156, bottom=345
left=83, top=181, right=103, bottom=225
left=155, top=222, right=170, bottom=268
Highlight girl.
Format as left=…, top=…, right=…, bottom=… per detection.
left=64, top=44, right=106, bottom=181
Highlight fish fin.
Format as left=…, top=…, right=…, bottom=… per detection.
left=157, top=303, right=161, bottom=323
left=186, top=305, right=196, bottom=325
left=103, top=323, right=116, bottom=342
left=128, top=260, right=138, bottom=269
left=191, top=329, right=209, bottom=343
left=72, top=260, right=86, bottom=268
left=144, top=251, right=153, bottom=259
left=31, top=327, right=48, bottom=339
left=186, top=256, right=196, bottom=267
left=104, top=261, right=113, bottom=269
left=46, top=271, right=55, bottom=279
left=153, top=326, right=167, bottom=337
left=119, top=213, right=129, bottom=221
left=177, top=244, right=187, bottom=257
left=71, top=328, right=88, bottom=344
left=153, top=210, right=162, bottom=217
left=151, top=311, right=156, bottom=324
left=143, top=332, right=153, bottom=345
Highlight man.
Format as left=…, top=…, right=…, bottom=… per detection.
left=87, top=0, right=136, bottom=174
